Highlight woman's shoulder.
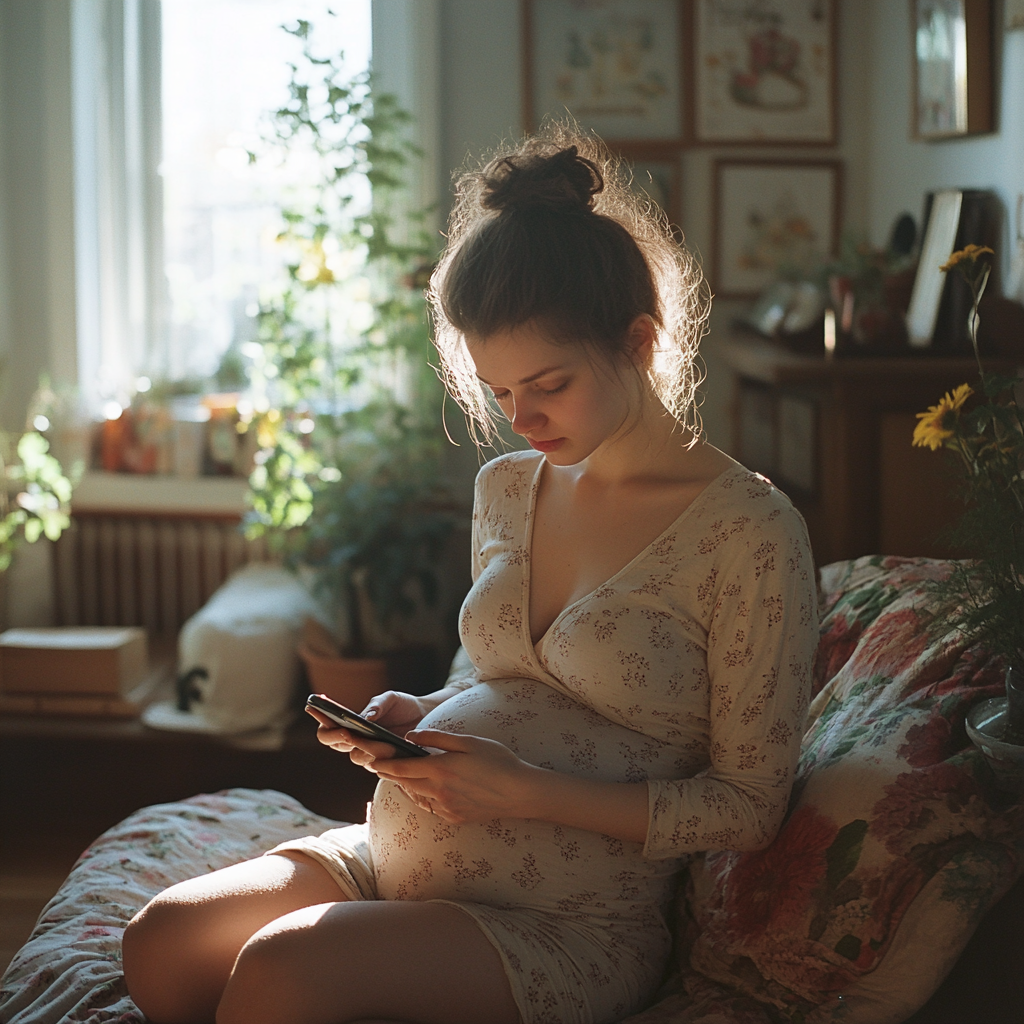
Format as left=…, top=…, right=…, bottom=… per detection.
left=474, top=449, right=544, bottom=495
left=689, top=463, right=813, bottom=558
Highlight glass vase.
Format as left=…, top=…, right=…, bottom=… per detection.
left=1005, top=665, right=1024, bottom=746
left=967, top=668, right=1024, bottom=793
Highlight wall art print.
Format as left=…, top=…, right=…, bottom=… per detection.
left=691, top=0, right=836, bottom=145
left=912, top=0, right=994, bottom=139
left=523, top=0, right=684, bottom=143
left=713, top=159, right=841, bottom=298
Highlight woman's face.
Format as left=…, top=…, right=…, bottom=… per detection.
left=466, top=323, right=639, bottom=466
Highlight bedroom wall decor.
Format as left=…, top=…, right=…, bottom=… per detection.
left=522, top=0, right=685, bottom=143
left=912, top=0, right=994, bottom=139
left=906, top=189, right=964, bottom=346
left=621, top=146, right=683, bottom=232
left=689, top=0, right=837, bottom=145
left=712, top=158, right=842, bottom=298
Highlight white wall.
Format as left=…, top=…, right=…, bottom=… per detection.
left=865, top=2, right=1024, bottom=288
left=438, top=0, right=522, bottom=209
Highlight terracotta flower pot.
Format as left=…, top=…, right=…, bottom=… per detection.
left=298, top=642, right=388, bottom=713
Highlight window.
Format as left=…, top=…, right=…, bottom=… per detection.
left=72, top=0, right=372, bottom=411
left=161, top=0, right=371, bottom=382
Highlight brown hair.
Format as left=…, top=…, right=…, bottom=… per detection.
left=428, top=123, right=709, bottom=445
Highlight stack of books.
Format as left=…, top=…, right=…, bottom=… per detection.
left=0, top=627, right=151, bottom=717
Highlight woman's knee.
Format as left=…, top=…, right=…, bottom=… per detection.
left=215, top=923, right=310, bottom=1024
left=122, top=890, right=207, bottom=1021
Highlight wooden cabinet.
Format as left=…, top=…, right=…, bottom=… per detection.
left=721, top=335, right=1010, bottom=566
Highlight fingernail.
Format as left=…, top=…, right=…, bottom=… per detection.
left=364, top=708, right=377, bottom=717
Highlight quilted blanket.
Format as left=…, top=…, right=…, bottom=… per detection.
left=0, top=788, right=342, bottom=1024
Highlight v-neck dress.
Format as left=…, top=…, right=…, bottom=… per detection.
left=270, top=450, right=819, bottom=1024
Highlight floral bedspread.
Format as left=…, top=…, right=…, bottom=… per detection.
left=2, top=558, right=1022, bottom=1024
left=0, top=788, right=343, bottom=1024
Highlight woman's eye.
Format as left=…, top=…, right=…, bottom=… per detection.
left=490, top=389, right=511, bottom=402
left=542, top=381, right=569, bottom=396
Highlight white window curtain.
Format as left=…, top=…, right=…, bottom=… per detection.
left=72, top=0, right=164, bottom=414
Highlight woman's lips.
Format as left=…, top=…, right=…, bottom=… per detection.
left=529, top=437, right=565, bottom=453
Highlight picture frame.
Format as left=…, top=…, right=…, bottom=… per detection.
left=522, top=0, right=685, bottom=144
left=689, top=0, right=837, bottom=146
left=906, top=189, right=963, bottom=347
left=619, top=145, right=682, bottom=233
left=912, top=0, right=994, bottom=139
left=712, top=159, right=842, bottom=299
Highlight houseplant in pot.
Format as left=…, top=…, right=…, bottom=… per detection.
left=913, top=243, right=1024, bottom=786
left=242, top=17, right=455, bottom=709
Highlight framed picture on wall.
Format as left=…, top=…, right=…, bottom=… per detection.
left=712, top=159, right=842, bottom=298
left=689, top=0, right=837, bottom=145
left=619, top=146, right=682, bottom=232
left=912, top=0, right=994, bottom=139
left=522, top=0, right=685, bottom=143
left=906, top=190, right=964, bottom=347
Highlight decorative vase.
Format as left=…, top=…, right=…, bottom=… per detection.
left=1005, top=665, right=1024, bottom=746
left=966, top=668, right=1024, bottom=792
left=298, top=642, right=388, bottom=713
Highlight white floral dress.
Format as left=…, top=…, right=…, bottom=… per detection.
left=271, top=451, right=819, bottom=1024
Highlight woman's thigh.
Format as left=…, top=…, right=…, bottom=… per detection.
left=123, top=851, right=345, bottom=1024
left=216, top=899, right=521, bottom=1024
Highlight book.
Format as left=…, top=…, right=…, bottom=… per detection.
left=0, top=627, right=148, bottom=697
left=0, top=691, right=141, bottom=718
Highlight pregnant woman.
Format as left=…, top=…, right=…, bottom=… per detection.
left=123, top=126, right=819, bottom=1024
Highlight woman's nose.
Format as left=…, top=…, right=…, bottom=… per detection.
left=509, top=395, right=546, bottom=435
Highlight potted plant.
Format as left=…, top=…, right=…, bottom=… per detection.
left=240, top=17, right=454, bottom=708
left=912, top=243, right=1024, bottom=788
left=0, top=429, right=75, bottom=571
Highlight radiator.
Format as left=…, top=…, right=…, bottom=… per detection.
left=53, top=512, right=270, bottom=636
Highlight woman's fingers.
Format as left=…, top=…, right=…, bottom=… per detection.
left=304, top=707, right=399, bottom=765
left=362, top=691, right=428, bottom=736
left=369, top=731, right=532, bottom=824
left=403, top=729, right=479, bottom=752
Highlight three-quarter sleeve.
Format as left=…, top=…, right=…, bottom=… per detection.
left=643, top=505, right=818, bottom=859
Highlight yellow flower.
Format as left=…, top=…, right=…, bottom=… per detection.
left=913, top=383, right=973, bottom=450
left=939, top=245, right=994, bottom=273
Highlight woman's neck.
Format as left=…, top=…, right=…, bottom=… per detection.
left=573, top=394, right=709, bottom=489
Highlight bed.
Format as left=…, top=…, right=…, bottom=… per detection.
left=1, top=556, right=1022, bottom=1024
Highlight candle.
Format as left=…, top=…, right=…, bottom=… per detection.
left=824, top=308, right=836, bottom=359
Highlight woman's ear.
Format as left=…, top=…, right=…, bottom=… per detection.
left=625, top=315, right=657, bottom=367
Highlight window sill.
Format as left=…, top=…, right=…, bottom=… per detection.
left=71, top=472, right=249, bottom=517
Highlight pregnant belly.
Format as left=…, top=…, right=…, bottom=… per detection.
left=368, top=677, right=682, bottom=915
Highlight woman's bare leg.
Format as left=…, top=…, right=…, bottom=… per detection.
left=215, top=900, right=521, bottom=1024
left=122, top=851, right=344, bottom=1024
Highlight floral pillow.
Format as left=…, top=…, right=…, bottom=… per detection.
left=633, top=556, right=1023, bottom=1024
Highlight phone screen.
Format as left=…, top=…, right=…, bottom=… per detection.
left=306, top=694, right=430, bottom=758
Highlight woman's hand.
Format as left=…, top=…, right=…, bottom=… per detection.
left=306, top=690, right=431, bottom=768
left=366, top=729, right=539, bottom=824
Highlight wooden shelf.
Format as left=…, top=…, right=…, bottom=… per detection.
left=720, top=335, right=1004, bottom=565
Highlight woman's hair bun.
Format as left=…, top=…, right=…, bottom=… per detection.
left=480, top=145, right=603, bottom=214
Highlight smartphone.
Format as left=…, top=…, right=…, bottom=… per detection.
left=305, top=693, right=430, bottom=758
